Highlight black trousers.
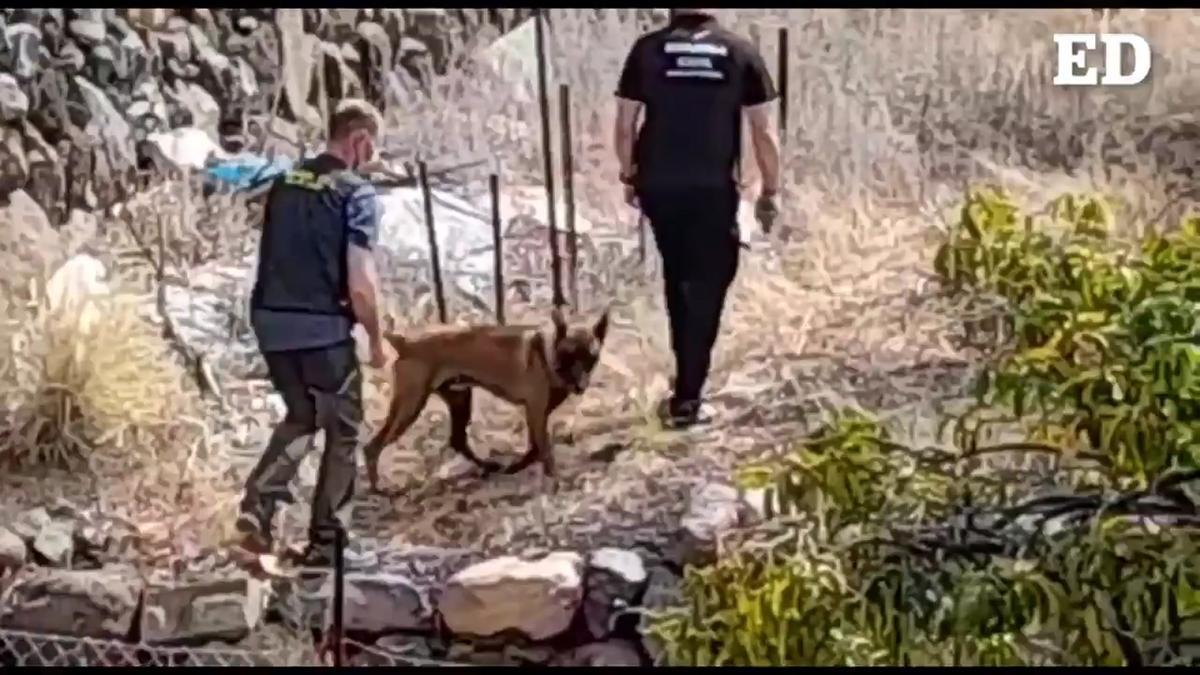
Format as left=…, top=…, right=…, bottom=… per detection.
left=240, top=340, right=363, bottom=548
left=639, top=184, right=741, bottom=404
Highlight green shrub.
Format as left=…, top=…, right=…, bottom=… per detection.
left=647, top=188, right=1200, bottom=667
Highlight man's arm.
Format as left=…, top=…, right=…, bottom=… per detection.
left=742, top=48, right=781, bottom=194
left=745, top=103, right=781, bottom=194
left=613, top=39, right=646, bottom=182
left=614, top=99, right=643, bottom=181
left=345, top=182, right=383, bottom=352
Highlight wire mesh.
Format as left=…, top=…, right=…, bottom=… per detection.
left=0, top=628, right=311, bottom=667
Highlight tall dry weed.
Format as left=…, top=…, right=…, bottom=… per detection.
left=0, top=285, right=196, bottom=469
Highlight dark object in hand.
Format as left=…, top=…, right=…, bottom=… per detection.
left=754, top=191, right=780, bottom=233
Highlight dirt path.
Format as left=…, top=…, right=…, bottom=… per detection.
left=262, top=196, right=982, bottom=561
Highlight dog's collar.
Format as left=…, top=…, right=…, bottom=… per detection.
left=537, top=325, right=570, bottom=390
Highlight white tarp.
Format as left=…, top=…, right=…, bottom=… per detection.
left=474, top=16, right=551, bottom=107
left=375, top=183, right=596, bottom=301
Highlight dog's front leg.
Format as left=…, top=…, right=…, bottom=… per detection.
left=506, top=402, right=555, bottom=477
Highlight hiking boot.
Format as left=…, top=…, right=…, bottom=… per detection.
left=234, top=512, right=273, bottom=556
left=656, top=397, right=712, bottom=430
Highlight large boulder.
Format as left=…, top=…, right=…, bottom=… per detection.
left=66, top=18, right=107, bottom=46
left=145, top=126, right=225, bottom=172
left=0, top=565, right=144, bottom=639
left=436, top=551, right=584, bottom=641
left=3, top=23, right=43, bottom=81
left=9, top=507, right=52, bottom=543
left=583, top=548, right=647, bottom=639
left=0, top=124, right=27, bottom=196
left=31, top=519, right=76, bottom=568
left=68, top=75, right=136, bottom=170
left=126, top=8, right=172, bottom=31
left=0, top=73, right=30, bottom=122
left=667, top=482, right=763, bottom=568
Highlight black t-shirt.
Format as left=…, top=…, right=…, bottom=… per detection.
left=616, top=13, right=777, bottom=191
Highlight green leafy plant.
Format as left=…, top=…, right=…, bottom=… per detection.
left=937, top=190, right=1200, bottom=483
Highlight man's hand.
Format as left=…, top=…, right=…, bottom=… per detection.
left=367, top=337, right=393, bottom=369
left=754, top=190, right=780, bottom=234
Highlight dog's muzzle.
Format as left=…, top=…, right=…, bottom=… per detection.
left=573, top=371, right=590, bottom=394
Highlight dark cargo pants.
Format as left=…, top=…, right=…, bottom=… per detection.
left=639, top=184, right=741, bottom=404
left=240, top=339, right=363, bottom=550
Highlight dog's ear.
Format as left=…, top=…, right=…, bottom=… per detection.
left=593, top=306, right=610, bottom=344
left=551, top=305, right=567, bottom=343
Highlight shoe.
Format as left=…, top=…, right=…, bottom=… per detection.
left=234, top=512, right=273, bottom=556
left=288, top=536, right=379, bottom=571
left=656, top=397, right=711, bottom=430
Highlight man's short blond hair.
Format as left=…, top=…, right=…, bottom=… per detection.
left=329, top=98, right=383, bottom=141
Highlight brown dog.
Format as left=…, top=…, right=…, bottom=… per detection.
left=363, top=306, right=610, bottom=492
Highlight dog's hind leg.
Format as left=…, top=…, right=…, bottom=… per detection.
left=364, top=367, right=434, bottom=494
left=436, top=384, right=501, bottom=475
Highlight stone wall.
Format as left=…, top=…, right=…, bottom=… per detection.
left=0, top=482, right=766, bottom=666
left=0, top=8, right=532, bottom=224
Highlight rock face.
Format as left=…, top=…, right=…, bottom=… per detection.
left=0, top=527, right=26, bottom=572
left=0, top=8, right=533, bottom=220
left=554, top=639, right=644, bottom=667
left=0, top=565, right=143, bottom=639
left=0, top=73, right=29, bottom=121
left=323, top=572, right=432, bottom=634
left=437, top=551, right=585, bottom=641
left=141, top=575, right=269, bottom=645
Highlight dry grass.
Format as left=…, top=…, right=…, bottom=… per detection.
left=4, top=9, right=1200, bottom=564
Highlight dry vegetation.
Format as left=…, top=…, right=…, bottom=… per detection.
left=1, top=8, right=1198, bottom=595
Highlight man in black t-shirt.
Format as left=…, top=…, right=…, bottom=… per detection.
left=614, top=8, right=782, bottom=428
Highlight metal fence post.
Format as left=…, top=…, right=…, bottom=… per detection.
left=490, top=172, right=506, bottom=325
left=332, top=528, right=345, bottom=668
left=558, top=82, right=578, bottom=309
left=418, top=159, right=448, bottom=323
left=778, top=26, right=789, bottom=141
left=534, top=8, right=566, bottom=308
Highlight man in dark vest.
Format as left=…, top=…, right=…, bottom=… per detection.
left=236, top=99, right=392, bottom=567
left=614, top=8, right=782, bottom=428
